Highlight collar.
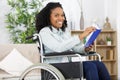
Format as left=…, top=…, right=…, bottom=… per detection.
left=51, top=26, right=63, bottom=35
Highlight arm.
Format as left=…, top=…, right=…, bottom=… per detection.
left=39, top=28, right=83, bottom=52
left=72, top=27, right=96, bottom=53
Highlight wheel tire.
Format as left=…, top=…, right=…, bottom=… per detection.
left=19, top=63, right=65, bottom=80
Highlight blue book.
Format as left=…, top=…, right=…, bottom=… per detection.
left=84, top=24, right=101, bottom=47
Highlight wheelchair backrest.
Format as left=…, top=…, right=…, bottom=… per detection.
left=33, top=34, right=45, bottom=63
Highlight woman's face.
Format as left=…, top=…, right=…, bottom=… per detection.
left=50, top=7, right=65, bottom=29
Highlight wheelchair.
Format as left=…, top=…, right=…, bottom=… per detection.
left=19, top=34, right=101, bottom=80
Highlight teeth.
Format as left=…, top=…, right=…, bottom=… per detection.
left=58, top=22, right=62, bottom=24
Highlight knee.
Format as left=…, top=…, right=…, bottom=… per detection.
left=83, top=61, right=97, bottom=71
left=92, top=61, right=106, bottom=68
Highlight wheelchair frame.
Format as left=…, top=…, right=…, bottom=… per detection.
left=19, top=33, right=101, bottom=80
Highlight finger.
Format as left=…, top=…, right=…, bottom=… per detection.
left=87, top=27, right=95, bottom=32
left=91, top=27, right=96, bottom=31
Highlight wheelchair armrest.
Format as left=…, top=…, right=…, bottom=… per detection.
left=44, top=51, right=97, bottom=57
left=88, top=51, right=96, bottom=54
left=43, top=51, right=82, bottom=56
left=80, top=51, right=96, bottom=56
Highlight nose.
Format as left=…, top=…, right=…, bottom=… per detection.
left=58, top=16, right=65, bottom=21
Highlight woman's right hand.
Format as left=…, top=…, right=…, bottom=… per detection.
left=79, top=27, right=96, bottom=40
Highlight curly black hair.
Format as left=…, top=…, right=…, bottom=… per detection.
left=35, top=2, right=67, bottom=33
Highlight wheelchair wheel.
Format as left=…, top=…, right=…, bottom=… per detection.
left=19, top=63, right=65, bottom=80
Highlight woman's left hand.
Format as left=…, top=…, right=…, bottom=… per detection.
left=85, top=45, right=93, bottom=52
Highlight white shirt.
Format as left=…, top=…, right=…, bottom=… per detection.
left=39, top=26, right=85, bottom=63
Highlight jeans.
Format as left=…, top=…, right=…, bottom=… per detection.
left=83, top=61, right=111, bottom=80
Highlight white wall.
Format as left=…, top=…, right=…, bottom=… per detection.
left=0, top=0, right=117, bottom=43
left=0, top=0, right=11, bottom=43
left=117, top=0, right=120, bottom=79
left=40, top=0, right=117, bottom=30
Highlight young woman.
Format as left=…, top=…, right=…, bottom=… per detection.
left=35, top=2, right=111, bottom=80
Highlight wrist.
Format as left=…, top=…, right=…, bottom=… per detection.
left=79, top=34, right=84, bottom=40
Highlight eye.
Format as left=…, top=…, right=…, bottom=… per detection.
left=54, top=14, right=59, bottom=17
left=61, top=14, right=64, bottom=17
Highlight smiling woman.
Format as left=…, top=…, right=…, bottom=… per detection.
left=35, top=2, right=111, bottom=80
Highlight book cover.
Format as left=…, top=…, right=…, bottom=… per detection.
left=84, top=24, right=101, bottom=47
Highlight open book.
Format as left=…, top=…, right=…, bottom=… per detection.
left=84, top=24, right=101, bottom=47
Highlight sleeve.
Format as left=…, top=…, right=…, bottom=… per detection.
left=39, top=28, right=83, bottom=52
left=72, top=43, right=86, bottom=53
